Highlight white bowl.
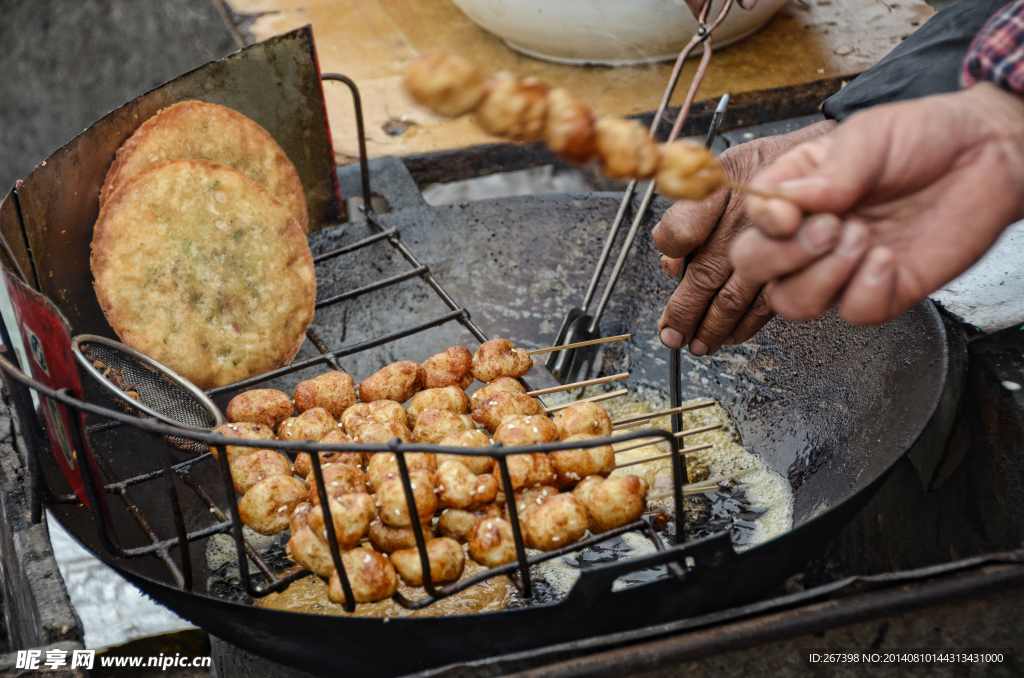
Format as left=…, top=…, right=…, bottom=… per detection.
left=452, top=0, right=789, bottom=65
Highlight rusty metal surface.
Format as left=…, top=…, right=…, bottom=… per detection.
left=402, top=76, right=853, bottom=186
left=0, top=191, right=35, bottom=289
left=12, top=26, right=340, bottom=338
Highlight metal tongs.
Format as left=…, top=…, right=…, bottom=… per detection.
left=547, top=0, right=737, bottom=383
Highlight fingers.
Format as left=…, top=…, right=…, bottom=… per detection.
left=688, top=273, right=764, bottom=355
left=837, top=246, right=899, bottom=325
left=658, top=252, right=731, bottom=349
left=745, top=136, right=833, bottom=237
left=652, top=187, right=729, bottom=259
left=746, top=115, right=891, bottom=237
left=729, top=286, right=775, bottom=344
left=769, top=221, right=870, bottom=322
left=659, top=254, right=684, bottom=279
left=731, top=214, right=843, bottom=285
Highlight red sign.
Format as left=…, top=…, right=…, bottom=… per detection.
left=1, top=269, right=104, bottom=509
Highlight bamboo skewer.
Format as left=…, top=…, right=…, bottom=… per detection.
left=611, top=400, right=716, bottom=429
left=543, top=388, right=628, bottom=413
left=725, top=179, right=782, bottom=202
left=613, top=423, right=724, bottom=455
left=647, top=468, right=756, bottom=501
left=526, top=334, right=631, bottom=356
left=669, top=485, right=721, bottom=497
left=615, top=443, right=713, bottom=468
left=527, top=372, right=629, bottom=397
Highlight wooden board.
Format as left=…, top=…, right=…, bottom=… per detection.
left=227, top=0, right=934, bottom=164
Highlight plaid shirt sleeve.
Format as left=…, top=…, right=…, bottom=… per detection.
left=962, top=1, right=1024, bottom=94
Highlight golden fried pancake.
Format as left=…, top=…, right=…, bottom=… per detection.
left=91, top=160, right=316, bottom=389
left=100, top=101, right=308, bottom=232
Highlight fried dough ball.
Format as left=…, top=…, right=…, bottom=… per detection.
left=277, top=407, right=336, bottom=445
left=471, top=338, right=533, bottom=383
left=469, top=376, right=527, bottom=408
left=377, top=469, right=438, bottom=527
left=293, top=371, right=357, bottom=417
left=354, top=419, right=413, bottom=444
left=226, top=389, right=294, bottom=430
left=437, top=429, right=494, bottom=475
left=367, top=517, right=436, bottom=553
left=573, top=475, right=649, bottom=533
left=366, top=452, right=437, bottom=491
left=307, top=494, right=376, bottom=549
left=595, top=118, right=659, bottom=180
left=359, top=361, right=423, bottom=404
left=438, top=504, right=502, bottom=543
left=368, top=400, right=409, bottom=426
left=549, top=433, right=616, bottom=490
left=505, top=485, right=560, bottom=529
left=475, top=73, right=548, bottom=141
left=656, top=139, right=725, bottom=201
left=290, top=501, right=314, bottom=533
left=435, top=461, right=499, bottom=509
left=238, top=475, right=306, bottom=535
left=293, top=431, right=363, bottom=478
left=422, top=346, right=474, bottom=390
left=407, top=386, right=471, bottom=426
left=523, top=493, right=589, bottom=551
left=505, top=452, right=557, bottom=490
left=412, top=408, right=475, bottom=444
left=473, top=391, right=545, bottom=432
left=553, top=401, right=613, bottom=440
left=327, top=548, right=399, bottom=604
left=287, top=502, right=336, bottom=577
left=340, top=404, right=371, bottom=435
left=391, top=537, right=465, bottom=587
left=403, top=50, right=487, bottom=118
left=545, top=88, right=598, bottom=164
left=492, top=414, right=559, bottom=448
left=306, top=463, right=369, bottom=504
left=229, top=449, right=292, bottom=494
left=209, top=422, right=276, bottom=464
left=341, top=400, right=409, bottom=436
left=467, top=517, right=518, bottom=567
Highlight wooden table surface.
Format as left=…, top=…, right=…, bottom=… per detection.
left=227, top=0, right=933, bottom=165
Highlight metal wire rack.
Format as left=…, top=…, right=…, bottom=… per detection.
left=0, top=5, right=737, bottom=614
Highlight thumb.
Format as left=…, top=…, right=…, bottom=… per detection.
left=652, top=186, right=729, bottom=258
left=776, top=114, right=890, bottom=215
left=747, top=117, right=888, bottom=236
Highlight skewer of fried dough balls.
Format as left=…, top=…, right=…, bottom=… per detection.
left=404, top=50, right=727, bottom=201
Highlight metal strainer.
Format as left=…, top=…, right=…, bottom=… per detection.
left=71, top=335, right=224, bottom=451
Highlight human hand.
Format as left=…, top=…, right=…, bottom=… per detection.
left=731, top=82, right=1024, bottom=325
left=653, top=120, right=836, bottom=355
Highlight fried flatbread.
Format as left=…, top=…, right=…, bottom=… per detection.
left=91, top=160, right=316, bottom=390
left=100, top=101, right=308, bottom=232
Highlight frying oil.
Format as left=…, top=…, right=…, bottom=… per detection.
left=532, top=391, right=794, bottom=597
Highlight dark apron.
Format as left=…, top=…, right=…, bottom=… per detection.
left=823, top=0, right=1011, bottom=120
